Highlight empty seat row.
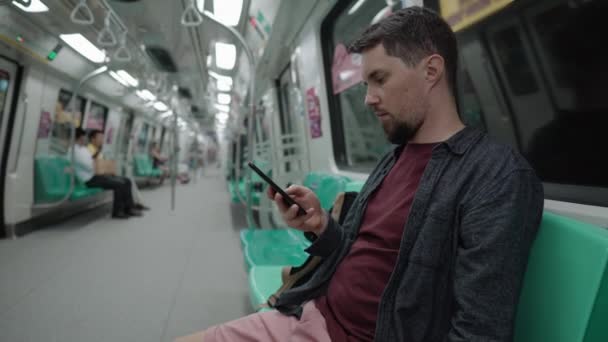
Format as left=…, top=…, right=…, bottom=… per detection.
left=132, top=154, right=162, bottom=178
left=241, top=172, right=358, bottom=310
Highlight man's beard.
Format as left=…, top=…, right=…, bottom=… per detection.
left=385, top=119, right=421, bottom=145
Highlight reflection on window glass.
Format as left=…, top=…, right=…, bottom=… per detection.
left=86, top=101, right=108, bottom=131
left=523, top=0, right=608, bottom=188
left=50, top=89, right=86, bottom=153
left=492, top=27, right=539, bottom=96
left=457, top=66, right=486, bottom=130
left=328, top=0, right=402, bottom=171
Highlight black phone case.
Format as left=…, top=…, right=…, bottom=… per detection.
left=247, top=162, right=307, bottom=216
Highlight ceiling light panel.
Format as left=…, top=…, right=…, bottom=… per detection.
left=215, top=42, right=236, bottom=70
left=13, top=0, right=48, bottom=13
left=60, top=33, right=106, bottom=63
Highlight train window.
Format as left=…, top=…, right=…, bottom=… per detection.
left=491, top=27, right=539, bottom=96
left=0, top=70, right=9, bottom=121
left=457, top=66, right=486, bottom=130
left=522, top=0, right=608, bottom=191
left=138, top=122, right=149, bottom=153
left=85, top=101, right=108, bottom=131
left=120, top=111, right=134, bottom=155
left=322, top=0, right=403, bottom=171
left=50, top=89, right=86, bottom=152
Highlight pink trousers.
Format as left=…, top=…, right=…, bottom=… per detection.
left=174, top=301, right=331, bottom=342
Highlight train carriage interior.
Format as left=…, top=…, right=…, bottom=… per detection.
left=0, top=0, right=607, bottom=341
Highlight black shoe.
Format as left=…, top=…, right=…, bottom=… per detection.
left=112, top=212, right=130, bottom=219
left=134, top=203, right=150, bottom=211
left=126, top=209, right=143, bottom=217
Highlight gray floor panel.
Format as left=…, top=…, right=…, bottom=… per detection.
left=0, top=169, right=250, bottom=342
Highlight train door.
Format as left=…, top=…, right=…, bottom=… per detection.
left=276, top=64, right=307, bottom=175
left=0, top=56, right=20, bottom=234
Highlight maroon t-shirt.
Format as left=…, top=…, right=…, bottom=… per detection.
left=316, top=143, right=436, bottom=341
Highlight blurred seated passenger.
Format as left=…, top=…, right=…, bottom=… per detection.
left=88, top=129, right=149, bottom=211
left=72, top=128, right=142, bottom=219
left=149, top=141, right=170, bottom=180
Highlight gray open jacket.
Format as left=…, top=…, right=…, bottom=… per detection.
left=274, top=127, right=544, bottom=341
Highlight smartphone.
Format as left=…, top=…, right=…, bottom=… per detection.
left=248, top=162, right=307, bottom=216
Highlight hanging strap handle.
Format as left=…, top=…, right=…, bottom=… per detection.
left=97, top=12, right=117, bottom=47
left=70, top=0, right=95, bottom=25
left=114, top=31, right=132, bottom=62
left=181, top=0, right=203, bottom=27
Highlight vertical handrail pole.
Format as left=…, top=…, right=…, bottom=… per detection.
left=171, top=111, right=178, bottom=211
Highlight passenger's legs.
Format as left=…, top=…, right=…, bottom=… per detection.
left=173, top=301, right=330, bottom=342
left=86, top=175, right=129, bottom=215
left=105, top=175, right=136, bottom=211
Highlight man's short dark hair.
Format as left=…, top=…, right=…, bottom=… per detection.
left=348, top=6, right=458, bottom=94
left=88, top=129, right=103, bottom=140
left=75, top=127, right=86, bottom=140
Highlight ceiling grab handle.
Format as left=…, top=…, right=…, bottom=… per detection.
left=114, top=30, right=132, bottom=62
left=181, top=0, right=203, bottom=27
left=32, top=65, right=109, bottom=210
left=98, top=12, right=117, bottom=47
left=202, top=10, right=257, bottom=228
left=71, top=0, right=95, bottom=26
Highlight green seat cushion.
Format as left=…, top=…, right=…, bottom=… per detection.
left=248, top=266, right=283, bottom=310
left=243, top=243, right=309, bottom=271
left=240, top=228, right=308, bottom=249
left=514, top=212, right=608, bottom=342
left=34, top=156, right=72, bottom=203
left=316, top=175, right=350, bottom=210
left=70, top=186, right=103, bottom=200
left=345, top=180, right=365, bottom=193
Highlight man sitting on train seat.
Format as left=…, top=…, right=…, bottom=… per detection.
left=175, top=6, right=543, bottom=342
left=72, top=128, right=142, bottom=219
left=88, top=129, right=149, bottom=211
left=149, top=141, right=170, bottom=182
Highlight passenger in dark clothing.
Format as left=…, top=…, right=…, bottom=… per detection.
left=176, top=7, right=543, bottom=342
left=72, top=128, right=141, bottom=219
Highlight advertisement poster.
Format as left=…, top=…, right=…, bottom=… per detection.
left=332, top=43, right=363, bottom=94
left=37, top=110, right=52, bottom=138
left=306, top=87, right=322, bottom=139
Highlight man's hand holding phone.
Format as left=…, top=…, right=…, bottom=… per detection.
left=267, top=185, right=328, bottom=236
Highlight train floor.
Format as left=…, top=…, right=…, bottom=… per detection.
left=0, top=167, right=252, bottom=342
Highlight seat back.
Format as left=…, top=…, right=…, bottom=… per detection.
left=302, top=172, right=324, bottom=193
left=316, top=174, right=351, bottom=211
left=345, top=180, right=365, bottom=193
left=514, top=212, right=608, bottom=342
left=34, top=156, right=71, bottom=203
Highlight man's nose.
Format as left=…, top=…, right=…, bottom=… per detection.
left=365, top=92, right=379, bottom=106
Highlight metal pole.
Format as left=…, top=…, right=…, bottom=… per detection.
left=202, top=10, right=257, bottom=228
left=171, top=111, right=178, bottom=211
left=33, top=65, right=109, bottom=209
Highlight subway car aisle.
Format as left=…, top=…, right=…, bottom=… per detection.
left=0, top=170, right=250, bottom=342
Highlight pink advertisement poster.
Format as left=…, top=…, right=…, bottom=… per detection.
left=37, top=110, right=52, bottom=138
left=306, top=87, right=322, bottom=139
left=331, top=43, right=363, bottom=94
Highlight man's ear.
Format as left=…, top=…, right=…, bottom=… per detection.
left=424, top=54, right=445, bottom=88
